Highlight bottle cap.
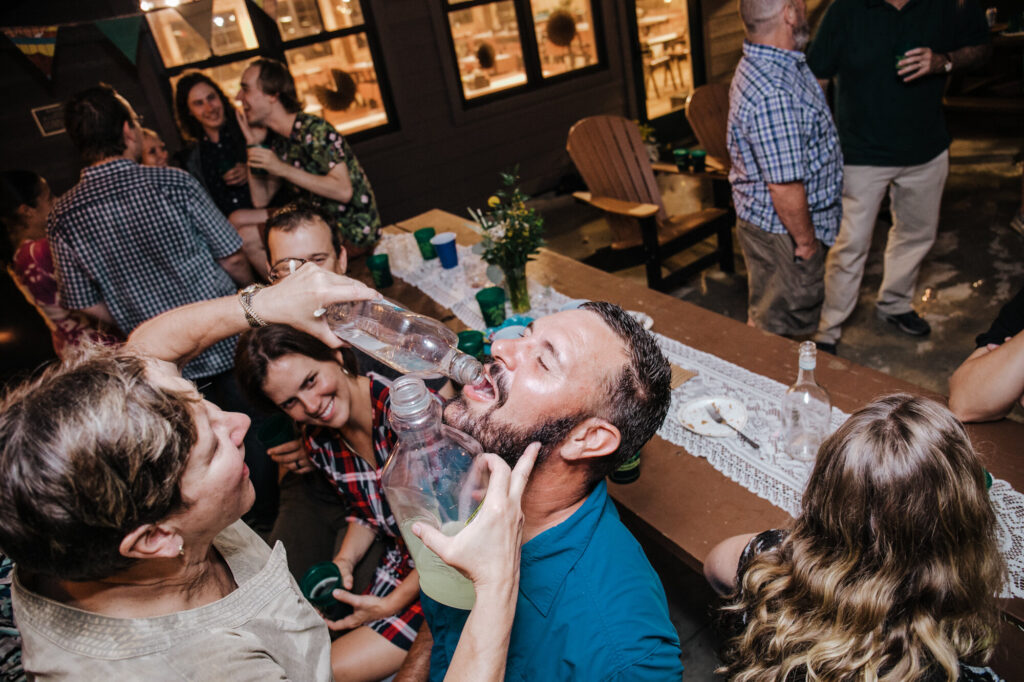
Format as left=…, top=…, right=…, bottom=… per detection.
left=798, top=340, right=817, bottom=370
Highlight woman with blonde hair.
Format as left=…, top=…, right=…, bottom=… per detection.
left=704, top=393, right=1005, bottom=681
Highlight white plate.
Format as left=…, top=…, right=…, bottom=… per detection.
left=677, top=396, right=747, bottom=438
left=627, top=310, right=654, bottom=330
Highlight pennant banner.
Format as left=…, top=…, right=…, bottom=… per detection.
left=175, top=0, right=213, bottom=49
left=3, top=26, right=58, bottom=79
left=96, top=15, right=143, bottom=65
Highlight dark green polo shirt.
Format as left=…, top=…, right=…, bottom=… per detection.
left=807, top=0, right=989, bottom=166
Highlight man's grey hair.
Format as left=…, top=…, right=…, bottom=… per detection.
left=739, top=0, right=788, bottom=34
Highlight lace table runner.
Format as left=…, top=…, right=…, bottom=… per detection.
left=377, top=232, right=1024, bottom=598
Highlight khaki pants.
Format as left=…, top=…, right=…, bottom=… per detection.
left=815, top=150, right=949, bottom=344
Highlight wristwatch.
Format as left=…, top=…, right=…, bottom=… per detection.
left=238, top=283, right=267, bottom=328
left=943, top=54, right=953, bottom=73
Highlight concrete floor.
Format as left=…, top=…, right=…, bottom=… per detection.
left=538, top=129, right=1024, bottom=677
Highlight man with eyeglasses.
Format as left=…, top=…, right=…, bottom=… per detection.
left=49, top=84, right=281, bottom=532
left=265, top=204, right=348, bottom=282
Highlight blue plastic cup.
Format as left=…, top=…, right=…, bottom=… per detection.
left=430, top=232, right=458, bottom=269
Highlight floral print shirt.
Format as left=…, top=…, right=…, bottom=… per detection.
left=270, top=113, right=381, bottom=248
left=9, top=239, right=121, bottom=357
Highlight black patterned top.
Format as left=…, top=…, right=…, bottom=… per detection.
left=270, top=113, right=381, bottom=249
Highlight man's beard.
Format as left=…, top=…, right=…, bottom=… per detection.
left=444, top=362, right=584, bottom=468
left=793, top=19, right=810, bottom=50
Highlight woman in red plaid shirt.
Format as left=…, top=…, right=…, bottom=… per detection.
left=237, top=324, right=441, bottom=682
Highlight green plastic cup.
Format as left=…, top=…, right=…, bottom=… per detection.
left=414, top=227, right=437, bottom=260
left=367, top=253, right=394, bottom=288
left=476, top=287, right=507, bottom=327
left=609, top=450, right=642, bottom=484
left=457, top=330, right=485, bottom=359
left=690, top=149, right=707, bottom=173
left=247, top=143, right=269, bottom=177
left=299, top=562, right=354, bottom=622
left=256, top=412, right=297, bottom=449
left=672, top=148, right=690, bottom=172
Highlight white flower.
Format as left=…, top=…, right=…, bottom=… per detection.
left=488, top=222, right=507, bottom=241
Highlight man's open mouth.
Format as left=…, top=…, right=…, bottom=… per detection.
left=464, top=368, right=497, bottom=403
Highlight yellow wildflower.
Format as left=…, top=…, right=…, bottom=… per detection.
left=487, top=195, right=501, bottom=208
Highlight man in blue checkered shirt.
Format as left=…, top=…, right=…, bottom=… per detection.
left=727, top=0, right=843, bottom=337
left=48, top=85, right=281, bottom=529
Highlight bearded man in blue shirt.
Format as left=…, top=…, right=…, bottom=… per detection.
left=398, top=302, right=683, bottom=681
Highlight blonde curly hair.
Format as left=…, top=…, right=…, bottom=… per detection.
left=720, top=394, right=1005, bottom=681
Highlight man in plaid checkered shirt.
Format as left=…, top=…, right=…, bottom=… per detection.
left=727, top=0, right=843, bottom=338
left=48, top=84, right=281, bottom=528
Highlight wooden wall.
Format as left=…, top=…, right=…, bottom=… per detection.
left=0, top=0, right=636, bottom=225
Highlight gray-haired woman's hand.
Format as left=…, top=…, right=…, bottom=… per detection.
left=251, top=262, right=379, bottom=348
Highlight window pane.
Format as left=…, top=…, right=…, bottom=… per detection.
left=317, top=0, right=366, bottom=31
left=285, top=34, right=389, bottom=135
left=211, top=0, right=259, bottom=56
left=635, top=0, right=694, bottom=119
left=447, top=1, right=526, bottom=100
left=271, top=0, right=365, bottom=41
left=530, top=0, right=598, bottom=78
left=147, top=9, right=212, bottom=68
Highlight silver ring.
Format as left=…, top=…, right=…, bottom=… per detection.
left=313, top=307, right=327, bottom=318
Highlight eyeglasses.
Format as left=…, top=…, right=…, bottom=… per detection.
left=268, top=255, right=331, bottom=281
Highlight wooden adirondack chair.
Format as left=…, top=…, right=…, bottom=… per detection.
left=566, top=115, right=733, bottom=292
left=685, top=82, right=731, bottom=173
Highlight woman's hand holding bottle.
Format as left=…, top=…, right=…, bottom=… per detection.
left=251, top=263, right=379, bottom=347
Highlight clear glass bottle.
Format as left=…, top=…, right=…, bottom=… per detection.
left=381, top=375, right=488, bottom=610
left=782, top=341, right=832, bottom=461
left=325, top=299, right=483, bottom=386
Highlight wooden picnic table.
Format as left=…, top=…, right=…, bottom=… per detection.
left=368, top=209, right=1024, bottom=673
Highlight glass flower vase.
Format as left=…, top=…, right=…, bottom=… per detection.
left=502, top=264, right=530, bottom=313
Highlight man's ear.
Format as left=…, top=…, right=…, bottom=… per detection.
left=559, top=417, right=620, bottom=462
left=782, top=1, right=797, bottom=28
left=123, top=120, right=138, bottom=148
left=119, top=523, right=182, bottom=561
left=336, top=246, right=348, bottom=275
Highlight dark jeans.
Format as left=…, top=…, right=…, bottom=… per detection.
left=198, top=368, right=279, bottom=530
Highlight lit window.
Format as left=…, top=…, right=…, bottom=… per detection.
left=271, top=0, right=366, bottom=41
left=285, top=35, right=388, bottom=135
left=148, top=0, right=257, bottom=68
left=530, top=0, right=598, bottom=79
left=147, top=9, right=212, bottom=67
left=634, top=0, right=693, bottom=119
left=447, top=2, right=527, bottom=100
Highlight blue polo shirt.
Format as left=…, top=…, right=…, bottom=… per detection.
left=421, top=481, right=683, bottom=681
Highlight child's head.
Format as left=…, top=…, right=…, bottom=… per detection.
left=140, top=128, right=169, bottom=167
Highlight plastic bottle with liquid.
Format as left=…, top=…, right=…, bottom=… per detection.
left=782, top=341, right=831, bottom=461
left=381, top=375, right=488, bottom=610
left=324, top=299, right=483, bottom=386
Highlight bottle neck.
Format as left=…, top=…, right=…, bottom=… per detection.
left=444, top=349, right=483, bottom=386
left=391, top=400, right=445, bottom=448
left=796, top=365, right=816, bottom=385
